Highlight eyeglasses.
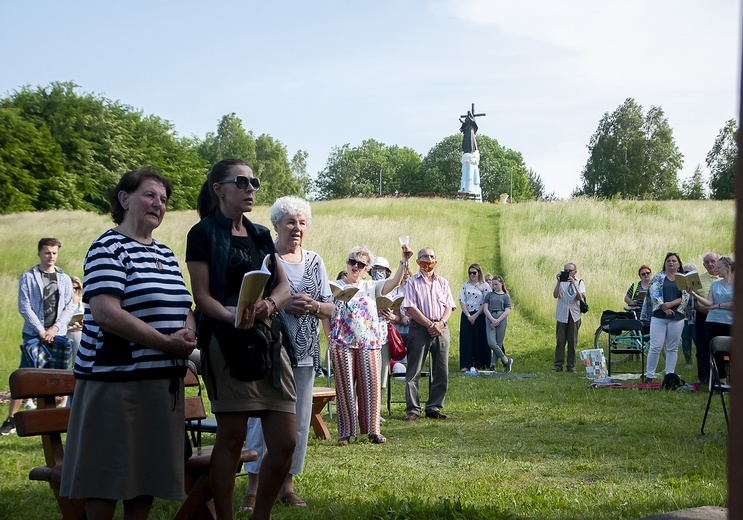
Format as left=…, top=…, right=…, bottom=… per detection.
left=665, top=252, right=679, bottom=259
left=216, top=176, right=260, bottom=191
left=347, top=258, right=368, bottom=269
left=640, top=271, right=651, bottom=276
left=469, top=271, right=478, bottom=275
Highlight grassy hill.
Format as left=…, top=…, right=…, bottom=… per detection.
left=0, top=198, right=734, bottom=519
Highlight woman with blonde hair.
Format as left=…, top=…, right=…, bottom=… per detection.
left=329, top=244, right=412, bottom=445
left=691, top=256, right=734, bottom=382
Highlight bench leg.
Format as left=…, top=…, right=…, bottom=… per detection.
left=174, top=474, right=215, bottom=520
left=310, top=397, right=332, bottom=440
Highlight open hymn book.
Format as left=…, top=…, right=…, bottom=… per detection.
left=329, top=280, right=359, bottom=302
left=376, top=294, right=404, bottom=310
left=234, top=254, right=272, bottom=327
left=674, top=270, right=702, bottom=293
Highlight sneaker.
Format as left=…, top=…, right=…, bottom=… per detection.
left=24, top=399, right=36, bottom=410
left=640, top=375, right=653, bottom=383
left=0, top=418, right=15, bottom=436
left=504, top=358, right=514, bottom=373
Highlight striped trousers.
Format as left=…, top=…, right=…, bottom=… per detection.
left=330, top=345, right=381, bottom=439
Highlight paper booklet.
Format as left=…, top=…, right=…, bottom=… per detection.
left=376, top=294, right=404, bottom=311
left=674, top=270, right=702, bottom=293
left=234, top=254, right=272, bottom=327
left=69, top=313, right=84, bottom=326
left=330, top=280, right=359, bottom=302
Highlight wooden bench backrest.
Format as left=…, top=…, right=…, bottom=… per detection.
left=10, top=369, right=76, bottom=470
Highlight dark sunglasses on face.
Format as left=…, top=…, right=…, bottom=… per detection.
left=217, top=176, right=260, bottom=191
left=347, top=258, right=367, bottom=269
left=469, top=271, right=477, bottom=275
left=640, top=271, right=651, bottom=276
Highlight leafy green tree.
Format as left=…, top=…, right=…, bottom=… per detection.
left=253, top=133, right=302, bottom=204
left=526, top=168, right=554, bottom=201
left=578, top=98, right=683, bottom=199
left=706, top=119, right=737, bottom=200
left=290, top=150, right=311, bottom=199
left=681, top=165, right=706, bottom=200
left=317, top=139, right=421, bottom=199
left=198, top=113, right=257, bottom=167
left=412, top=135, right=534, bottom=202
left=2, top=81, right=205, bottom=212
left=0, top=108, right=68, bottom=213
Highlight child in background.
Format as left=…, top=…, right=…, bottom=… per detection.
left=482, top=275, right=514, bottom=373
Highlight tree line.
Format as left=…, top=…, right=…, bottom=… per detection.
left=0, top=83, right=735, bottom=215
left=576, top=98, right=736, bottom=200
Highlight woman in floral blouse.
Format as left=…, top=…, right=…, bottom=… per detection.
left=329, top=244, right=412, bottom=445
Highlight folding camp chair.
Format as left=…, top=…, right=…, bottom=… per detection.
left=701, top=335, right=732, bottom=435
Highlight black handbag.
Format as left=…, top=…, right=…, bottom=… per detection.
left=213, top=320, right=273, bottom=382
left=579, top=298, right=589, bottom=314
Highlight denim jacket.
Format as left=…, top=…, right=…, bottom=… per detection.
left=647, top=272, right=691, bottom=319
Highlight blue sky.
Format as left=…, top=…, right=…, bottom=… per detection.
left=1, top=0, right=739, bottom=198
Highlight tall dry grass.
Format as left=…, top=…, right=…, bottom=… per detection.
left=499, top=198, right=735, bottom=348
left=0, top=198, right=734, bottom=384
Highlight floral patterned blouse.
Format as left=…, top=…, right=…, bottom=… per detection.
left=330, top=279, right=383, bottom=350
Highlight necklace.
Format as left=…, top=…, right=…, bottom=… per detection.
left=142, top=243, right=163, bottom=272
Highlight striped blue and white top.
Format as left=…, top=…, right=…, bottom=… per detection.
left=74, top=229, right=192, bottom=381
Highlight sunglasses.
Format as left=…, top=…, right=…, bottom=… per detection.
left=347, top=258, right=368, bottom=269
left=640, top=271, right=651, bottom=276
left=216, top=176, right=260, bottom=191
left=469, top=271, right=478, bottom=275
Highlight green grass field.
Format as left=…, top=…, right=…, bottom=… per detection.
left=0, top=198, right=734, bottom=519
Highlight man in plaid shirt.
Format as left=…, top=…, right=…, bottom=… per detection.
left=1, top=238, right=75, bottom=435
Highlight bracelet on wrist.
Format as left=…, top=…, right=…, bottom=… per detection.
left=313, top=301, right=321, bottom=316
left=265, top=297, right=279, bottom=319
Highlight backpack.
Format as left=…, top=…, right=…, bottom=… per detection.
left=661, top=372, right=685, bottom=390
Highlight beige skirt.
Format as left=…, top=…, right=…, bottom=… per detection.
left=60, top=378, right=185, bottom=501
left=202, top=334, right=296, bottom=414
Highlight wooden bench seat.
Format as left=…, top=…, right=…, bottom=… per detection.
left=310, top=387, right=336, bottom=440
left=10, top=366, right=257, bottom=520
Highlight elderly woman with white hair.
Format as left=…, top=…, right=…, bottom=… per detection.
left=330, top=244, right=412, bottom=445
left=240, top=196, right=334, bottom=512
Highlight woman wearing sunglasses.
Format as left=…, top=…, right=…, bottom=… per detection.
left=329, top=244, right=412, bottom=446
left=458, top=263, right=490, bottom=371
left=186, top=158, right=293, bottom=520
left=625, top=265, right=652, bottom=308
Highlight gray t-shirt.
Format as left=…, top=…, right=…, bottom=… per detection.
left=483, top=292, right=512, bottom=317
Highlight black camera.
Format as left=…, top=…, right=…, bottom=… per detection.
left=559, top=270, right=570, bottom=282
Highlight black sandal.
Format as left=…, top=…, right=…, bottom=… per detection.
left=369, top=434, right=387, bottom=444
left=338, top=436, right=350, bottom=446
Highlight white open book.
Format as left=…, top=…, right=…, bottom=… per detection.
left=235, top=254, right=272, bottom=327
left=329, top=280, right=359, bottom=302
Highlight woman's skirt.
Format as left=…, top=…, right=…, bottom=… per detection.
left=60, top=378, right=185, bottom=500
left=202, top=335, right=296, bottom=414
left=460, top=312, right=490, bottom=369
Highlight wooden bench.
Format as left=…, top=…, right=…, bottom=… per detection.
left=10, top=366, right=257, bottom=520
left=310, top=387, right=336, bottom=440
left=10, top=368, right=83, bottom=520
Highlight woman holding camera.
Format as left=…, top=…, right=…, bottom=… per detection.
left=552, top=262, right=585, bottom=372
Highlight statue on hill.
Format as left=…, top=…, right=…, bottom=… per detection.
left=458, top=103, right=485, bottom=202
